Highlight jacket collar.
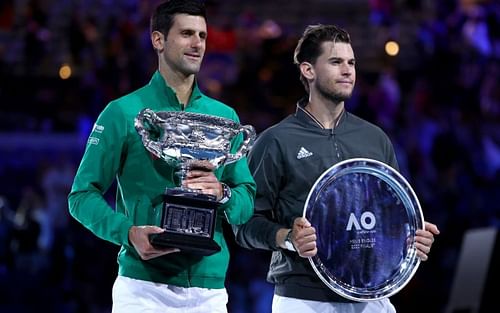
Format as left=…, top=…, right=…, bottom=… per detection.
left=149, top=70, right=203, bottom=110
left=294, top=97, right=346, bottom=130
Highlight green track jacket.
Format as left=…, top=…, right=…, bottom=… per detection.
left=68, top=71, right=256, bottom=289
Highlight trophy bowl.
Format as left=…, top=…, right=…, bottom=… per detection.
left=135, top=108, right=256, bottom=255
left=303, top=158, right=424, bottom=301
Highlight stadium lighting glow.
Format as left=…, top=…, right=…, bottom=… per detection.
left=59, top=64, right=72, bottom=79
left=385, top=41, right=399, bottom=56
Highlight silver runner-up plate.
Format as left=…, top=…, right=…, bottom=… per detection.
left=303, top=158, right=424, bottom=301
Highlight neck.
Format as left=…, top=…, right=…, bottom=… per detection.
left=159, top=65, right=195, bottom=108
left=305, top=93, right=345, bottom=129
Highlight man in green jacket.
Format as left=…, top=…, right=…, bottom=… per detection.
left=68, top=1, right=256, bottom=312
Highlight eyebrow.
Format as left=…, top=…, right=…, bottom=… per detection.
left=328, top=56, right=356, bottom=62
left=180, top=28, right=207, bottom=36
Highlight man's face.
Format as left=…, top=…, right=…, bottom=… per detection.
left=160, top=14, right=207, bottom=77
left=311, top=41, right=356, bottom=103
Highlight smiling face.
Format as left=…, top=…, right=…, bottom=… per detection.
left=153, top=14, right=207, bottom=78
left=310, top=41, right=356, bottom=103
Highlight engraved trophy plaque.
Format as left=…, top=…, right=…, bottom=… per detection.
left=303, top=158, right=424, bottom=301
left=135, top=108, right=256, bottom=256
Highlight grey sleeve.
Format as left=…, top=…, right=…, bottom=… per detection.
left=232, top=131, right=284, bottom=251
left=384, top=133, right=399, bottom=171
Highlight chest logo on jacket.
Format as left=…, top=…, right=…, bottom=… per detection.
left=297, top=146, right=314, bottom=159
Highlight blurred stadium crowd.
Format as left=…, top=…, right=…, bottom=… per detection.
left=0, top=0, right=499, bottom=312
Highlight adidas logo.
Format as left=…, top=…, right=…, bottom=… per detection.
left=297, top=147, right=313, bottom=159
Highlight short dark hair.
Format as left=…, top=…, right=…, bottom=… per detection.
left=150, top=0, right=207, bottom=37
left=293, top=24, right=351, bottom=92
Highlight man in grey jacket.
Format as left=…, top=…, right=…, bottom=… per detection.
left=233, top=24, right=440, bottom=313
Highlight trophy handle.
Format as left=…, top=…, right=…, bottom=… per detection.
left=135, top=109, right=164, bottom=158
left=225, top=125, right=256, bottom=165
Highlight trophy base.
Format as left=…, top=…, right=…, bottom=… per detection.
left=150, top=188, right=222, bottom=256
left=149, top=232, right=221, bottom=256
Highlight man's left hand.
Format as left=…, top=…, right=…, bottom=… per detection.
left=183, top=169, right=223, bottom=201
left=415, top=221, right=440, bottom=261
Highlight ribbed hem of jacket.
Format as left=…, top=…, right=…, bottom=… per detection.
left=274, top=283, right=357, bottom=303
left=118, top=258, right=226, bottom=289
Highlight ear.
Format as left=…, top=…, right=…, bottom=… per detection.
left=299, top=62, right=314, bottom=81
left=151, top=31, right=165, bottom=52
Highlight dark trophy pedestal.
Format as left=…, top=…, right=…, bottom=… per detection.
left=149, top=189, right=221, bottom=256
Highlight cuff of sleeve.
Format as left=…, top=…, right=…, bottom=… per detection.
left=221, top=189, right=253, bottom=225
left=268, top=224, right=283, bottom=250
left=118, top=219, right=135, bottom=248
left=220, top=193, right=233, bottom=212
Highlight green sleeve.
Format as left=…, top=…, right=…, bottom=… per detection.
left=68, top=102, right=133, bottom=246
left=219, top=111, right=256, bottom=225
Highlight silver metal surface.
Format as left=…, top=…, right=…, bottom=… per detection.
left=135, top=108, right=256, bottom=187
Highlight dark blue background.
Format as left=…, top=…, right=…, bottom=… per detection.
left=1, top=0, right=499, bottom=312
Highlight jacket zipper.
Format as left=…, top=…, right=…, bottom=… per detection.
left=330, top=115, right=344, bottom=161
left=331, top=132, right=342, bottom=160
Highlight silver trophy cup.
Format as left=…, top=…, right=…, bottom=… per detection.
left=303, top=158, right=424, bottom=301
left=135, top=108, right=256, bottom=255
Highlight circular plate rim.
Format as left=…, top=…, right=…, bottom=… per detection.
left=302, top=157, right=425, bottom=301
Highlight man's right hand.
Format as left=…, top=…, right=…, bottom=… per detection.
left=128, top=225, right=180, bottom=260
left=289, top=217, right=317, bottom=258
left=292, top=217, right=317, bottom=258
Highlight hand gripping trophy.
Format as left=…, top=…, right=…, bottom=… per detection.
left=135, top=108, right=256, bottom=256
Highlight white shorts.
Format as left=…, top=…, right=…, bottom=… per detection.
left=272, top=294, right=397, bottom=313
left=112, top=276, right=228, bottom=313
